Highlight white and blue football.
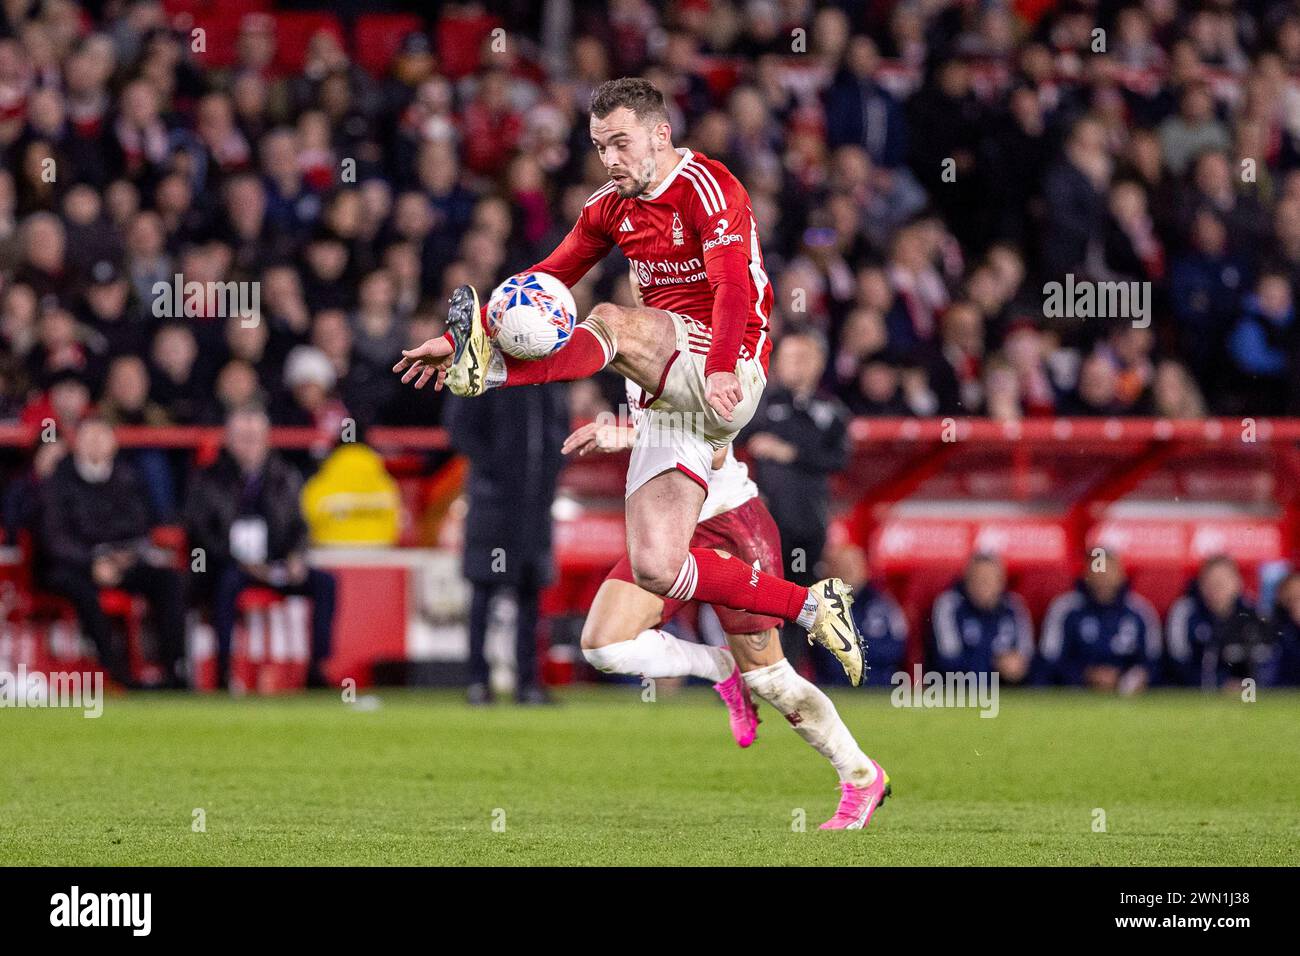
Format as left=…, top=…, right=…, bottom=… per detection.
left=485, top=271, right=578, bottom=360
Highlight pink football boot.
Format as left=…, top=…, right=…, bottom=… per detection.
left=819, top=760, right=891, bottom=830
left=712, top=666, right=760, bottom=748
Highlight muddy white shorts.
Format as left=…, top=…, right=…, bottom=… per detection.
left=624, top=310, right=766, bottom=499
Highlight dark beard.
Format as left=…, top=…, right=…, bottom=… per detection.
left=614, top=177, right=648, bottom=198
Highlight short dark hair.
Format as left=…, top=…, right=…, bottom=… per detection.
left=590, top=77, right=669, bottom=124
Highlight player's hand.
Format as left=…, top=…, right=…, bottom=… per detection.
left=705, top=371, right=743, bottom=422
left=562, top=419, right=634, bottom=456
left=747, top=432, right=797, bottom=464
left=393, top=336, right=453, bottom=390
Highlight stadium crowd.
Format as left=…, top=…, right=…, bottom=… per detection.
left=6, top=0, right=1300, bottom=440
left=4, top=1, right=1300, bottom=690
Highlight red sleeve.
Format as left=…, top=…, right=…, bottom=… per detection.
left=695, top=187, right=754, bottom=377
left=531, top=199, right=614, bottom=288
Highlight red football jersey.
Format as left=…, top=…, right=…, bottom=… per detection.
left=531, top=148, right=774, bottom=375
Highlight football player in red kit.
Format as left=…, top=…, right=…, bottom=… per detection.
left=395, top=80, right=874, bottom=755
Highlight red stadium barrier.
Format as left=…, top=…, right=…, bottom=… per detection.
left=0, top=423, right=450, bottom=451
left=6, top=418, right=1297, bottom=682
left=434, top=8, right=501, bottom=79
left=188, top=11, right=241, bottom=68
left=825, top=419, right=1300, bottom=666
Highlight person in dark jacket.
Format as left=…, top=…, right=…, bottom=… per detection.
left=37, top=417, right=186, bottom=688
left=1165, top=556, right=1273, bottom=688
left=1168, top=209, right=1249, bottom=392
left=1040, top=117, right=1111, bottom=284
left=1037, top=550, right=1162, bottom=693
left=1223, top=271, right=1293, bottom=415
left=446, top=383, right=568, bottom=705
left=1268, top=572, right=1300, bottom=687
left=744, top=329, right=849, bottom=578
left=823, top=35, right=907, bottom=168
left=185, top=405, right=336, bottom=689
left=742, top=329, right=850, bottom=665
left=929, top=553, right=1033, bottom=682
left=906, top=57, right=985, bottom=250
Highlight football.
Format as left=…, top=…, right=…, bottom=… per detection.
left=485, top=271, right=578, bottom=359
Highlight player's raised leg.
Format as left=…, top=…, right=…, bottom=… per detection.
left=625, top=468, right=865, bottom=685
left=394, top=297, right=679, bottom=398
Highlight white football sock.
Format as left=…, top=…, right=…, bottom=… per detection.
left=743, top=659, right=876, bottom=785
left=583, top=629, right=734, bottom=683
left=484, top=348, right=507, bottom=389
left=795, top=591, right=817, bottom=630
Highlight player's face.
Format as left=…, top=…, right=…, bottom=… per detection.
left=591, top=107, right=663, bottom=198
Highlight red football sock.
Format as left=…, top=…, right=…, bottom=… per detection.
left=666, top=548, right=809, bottom=621
left=500, top=324, right=612, bottom=386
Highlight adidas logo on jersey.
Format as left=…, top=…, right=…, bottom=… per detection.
left=619, top=217, right=634, bottom=232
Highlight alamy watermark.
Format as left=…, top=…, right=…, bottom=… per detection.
left=50, top=886, right=150, bottom=936
left=890, top=665, right=1000, bottom=718
left=596, top=403, right=713, bottom=448
left=0, top=666, right=103, bottom=718
left=1043, top=274, right=1151, bottom=328
left=152, top=273, right=260, bottom=327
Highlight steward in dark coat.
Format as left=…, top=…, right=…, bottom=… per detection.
left=445, top=383, right=568, bottom=703
left=446, top=385, right=569, bottom=587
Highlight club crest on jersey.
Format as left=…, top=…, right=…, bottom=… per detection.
left=671, top=212, right=684, bottom=246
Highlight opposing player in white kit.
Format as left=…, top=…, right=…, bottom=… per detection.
left=564, top=383, right=890, bottom=830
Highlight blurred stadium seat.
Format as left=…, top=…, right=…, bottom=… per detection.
left=354, top=14, right=424, bottom=77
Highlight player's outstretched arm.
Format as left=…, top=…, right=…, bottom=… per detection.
left=561, top=420, right=636, bottom=456
left=392, top=336, right=454, bottom=390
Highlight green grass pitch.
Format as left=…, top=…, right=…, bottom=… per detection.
left=1, top=686, right=1297, bottom=866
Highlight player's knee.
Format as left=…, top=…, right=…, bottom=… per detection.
left=630, top=550, right=684, bottom=596
left=587, top=301, right=624, bottom=325
left=585, top=301, right=627, bottom=337
left=580, top=618, right=629, bottom=651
